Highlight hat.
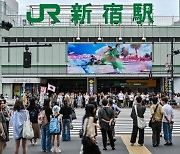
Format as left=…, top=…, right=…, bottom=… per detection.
left=52, top=105, right=60, bottom=113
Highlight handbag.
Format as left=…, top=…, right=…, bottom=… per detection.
left=134, top=105, right=146, bottom=129
left=72, top=109, right=77, bottom=120
left=79, top=129, right=84, bottom=138
left=149, top=104, right=159, bottom=128
left=22, top=111, right=34, bottom=139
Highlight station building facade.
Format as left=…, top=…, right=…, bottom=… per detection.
left=1, top=1, right=180, bottom=98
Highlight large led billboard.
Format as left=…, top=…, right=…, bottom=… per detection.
left=68, top=43, right=152, bottom=74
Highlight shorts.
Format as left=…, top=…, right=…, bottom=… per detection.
left=51, top=132, right=61, bottom=135
left=16, top=137, right=26, bottom=140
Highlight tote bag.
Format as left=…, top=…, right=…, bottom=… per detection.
left=134, top=105, right=146, bottom=129
left=22, top=111, right=34, bottom=139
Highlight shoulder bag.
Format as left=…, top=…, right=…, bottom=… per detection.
left=103, top=108, right=115, bottom=126
left=149, top=104, right=158, bottom=128
left=134, top=105, right=146, bottom=129
left=22, top=111, right=34, bottom=139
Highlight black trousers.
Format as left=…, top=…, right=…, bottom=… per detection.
left=101, top=128, right=114, bottom=148
left=130, top=125, right=144, bottom=144
left=152, top=121, right=162, bottom=146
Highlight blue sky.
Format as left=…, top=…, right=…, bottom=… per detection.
left=17, top=0, right=179, bottom=16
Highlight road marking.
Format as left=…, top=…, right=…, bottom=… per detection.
left=121, top=135, right=152, bottom=154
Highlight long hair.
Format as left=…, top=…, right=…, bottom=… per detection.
left=13, top=100, right=25, bottom=112
left=43, top=98, right=50, bottom=108
left=84, top=104, right=95, bottom=119
left=29, top=97, right=36, bottom=109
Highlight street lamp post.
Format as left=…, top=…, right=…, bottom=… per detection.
left=170, top=39, right=174, bottom=105
left=169, top=39, right=180, bottom=105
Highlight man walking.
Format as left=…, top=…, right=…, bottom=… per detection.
left=130, top=96, right=146, bottom=146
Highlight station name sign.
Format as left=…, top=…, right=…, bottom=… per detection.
left=26, top=3, right=154, bottom=25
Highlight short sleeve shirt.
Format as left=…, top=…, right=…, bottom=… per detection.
left=150, top=104, right=163, bottom=121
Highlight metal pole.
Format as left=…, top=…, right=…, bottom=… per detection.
left=0, top=30, right=2, bottom=94
left=171, top=39, right=174, bottom=104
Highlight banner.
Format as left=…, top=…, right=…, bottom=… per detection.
left=68, top=43, right=152, bottom=74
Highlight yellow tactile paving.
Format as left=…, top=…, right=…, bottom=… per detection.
left=121, top=135, right=152, bottom=154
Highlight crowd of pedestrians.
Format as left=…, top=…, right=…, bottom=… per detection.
left=0, top=91, right=176, bottom=154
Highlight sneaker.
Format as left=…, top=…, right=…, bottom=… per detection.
left=51, top=147, right=56, bottom=153
left=138, top=144, right=143, bottom=146
left=103, top=148, right=107, bottom=150
left=164, top=142, right=170, bottom=146
left=112, top=147, right=115, bottom=150
left=113, top=138, right=117, bottom=142
left=34, top=142, right=38, bottom=145
left=130, top=143, right=134, bottom=146
left=30, top=141, right=34, bottom=146
left=56, top=148, right=62, bottom=153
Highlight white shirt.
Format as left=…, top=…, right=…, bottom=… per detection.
left=162, top=104, right=174, bottom=122
left=118, top=93, right=124, bottom=100
left=129, top=94, right=134, bottom=101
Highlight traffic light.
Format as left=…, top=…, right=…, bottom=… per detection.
left=23, top=52, right=31, bottom=68
left=1, top=21, right=13, bottom=31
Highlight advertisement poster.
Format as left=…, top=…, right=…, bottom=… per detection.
left=68, top=43, right=152, bottom=74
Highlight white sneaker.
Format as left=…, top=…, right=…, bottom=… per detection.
left=51, top=147, right=56, bottom=153
left=130, top=143, right=134, bottom=146
left=56, top=148, right=61, bottom=153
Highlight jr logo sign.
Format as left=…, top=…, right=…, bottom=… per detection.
left=26, top=4, right=60, bottom=23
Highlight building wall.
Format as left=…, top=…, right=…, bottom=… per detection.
left=1, top=26, right=180, bottom=76
left=174, top=78, right=180, bottom=93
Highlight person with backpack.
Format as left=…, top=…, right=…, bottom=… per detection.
left=50, top=105, right=62, bottom=153
left=27, top=97, right=40, bottom=145
left=40, top=98, right=52, bottom=152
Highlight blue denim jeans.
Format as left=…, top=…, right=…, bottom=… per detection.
left=41, top=123, right=52, bottom=151
left=62, top=119, right=71, bottom=141
left=163, top=122, right=172, bottom=142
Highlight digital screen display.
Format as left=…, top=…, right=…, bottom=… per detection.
left=67, top=43, right=152, bottom=74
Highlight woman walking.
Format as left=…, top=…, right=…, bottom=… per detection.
left=10, top=100, right=29, bottom=154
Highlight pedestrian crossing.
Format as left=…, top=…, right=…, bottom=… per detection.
left=8, top=108, right=180, bottom=138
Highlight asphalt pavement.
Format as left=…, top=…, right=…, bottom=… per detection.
left=3, top=135, right=180, bottom=154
